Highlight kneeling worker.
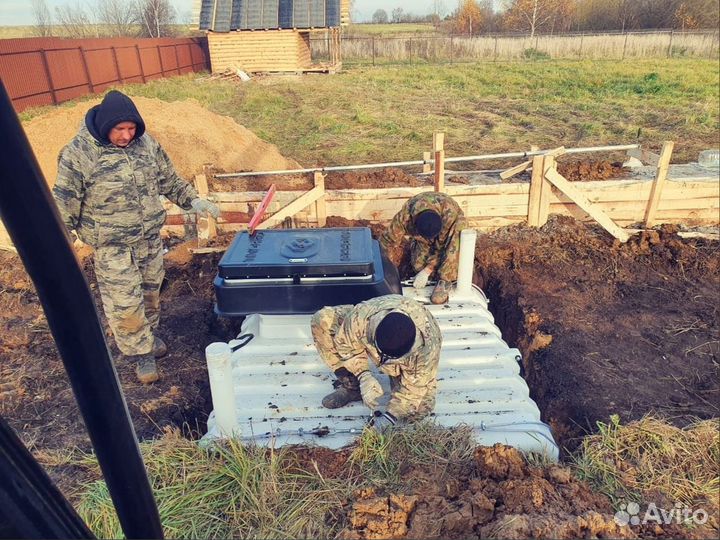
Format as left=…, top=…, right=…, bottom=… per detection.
left=379, top=192, right=466, bottom=304
left=311, top=295, right=442, bottom=431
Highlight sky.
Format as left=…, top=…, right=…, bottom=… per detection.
left=0, top=0, right=451, bottom=27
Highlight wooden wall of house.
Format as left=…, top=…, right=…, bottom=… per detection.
left=207, top=30, right=311, bottom=72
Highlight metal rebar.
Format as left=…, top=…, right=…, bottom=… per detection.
left=214, top=144, right=641, bottom=179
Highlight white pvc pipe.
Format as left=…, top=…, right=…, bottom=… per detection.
left=205, top=342, right=238, bottom=437
left=456, top=228, right=478, bottom=296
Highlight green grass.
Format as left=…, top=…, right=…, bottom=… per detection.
left=346, top=23, right=440, bottom=37
left=73, top=422, right=479, bottom=539
left=20, top=58, right=719, bottom=166
left=95, top=58, right=718, bottom=166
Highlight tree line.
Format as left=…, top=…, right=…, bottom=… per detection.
left=371, top=0, right=720, bottom=36
left=30, top=0, right=180, bottom=39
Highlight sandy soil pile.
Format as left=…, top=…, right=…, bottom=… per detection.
left=21, top=97, right=301, bottom=186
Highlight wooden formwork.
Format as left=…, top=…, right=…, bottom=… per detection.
left=159, top=142, right=719, bottom=245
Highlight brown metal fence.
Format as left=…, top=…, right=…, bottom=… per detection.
left=0, top=36, right=210, bottom=113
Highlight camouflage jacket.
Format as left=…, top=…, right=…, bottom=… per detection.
left=328, top=294, right=442, bottom=419
left=379, top=192, right=466, bottom=274
left=53, top=124, right=197, bottom=248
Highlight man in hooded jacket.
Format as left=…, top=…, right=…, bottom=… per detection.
left=53, top=90, right=219, bottom=384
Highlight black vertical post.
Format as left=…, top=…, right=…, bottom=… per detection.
left=111, top=46, right=123, bottom=84
left=372, top=36, right=375, bottom=66
left=135, top=45, right=147, bottom=83
left=0, top=80, right=164, bottom=540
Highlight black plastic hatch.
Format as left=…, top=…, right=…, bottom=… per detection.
left=218, top=228, right=375, bottom=279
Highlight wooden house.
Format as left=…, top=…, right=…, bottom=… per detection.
left=193, top=0, right=349, bottom=74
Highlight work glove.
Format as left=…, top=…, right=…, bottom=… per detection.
left=413, top=267, right=432, bottom=289
left=191, top=198, right=221, bottom=219
left=357, top=370, right=384, bottom=409
left=369, top=410, right=397, bottom=433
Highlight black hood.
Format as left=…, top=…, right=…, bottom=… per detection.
left=85, top=90, right=145, bottom=145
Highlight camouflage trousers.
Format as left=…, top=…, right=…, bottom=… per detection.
left=310, top=305, right=367, bottom=374
left=411, top=239, right=459, bottom=282
left=94, top=236, right=164, bottom=356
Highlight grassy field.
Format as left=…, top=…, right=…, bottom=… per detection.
left=0, top=24, right=201, bottom=39
left=64, top=58, right=719, bottom=166
left=345, top=23, right=440, bottom=36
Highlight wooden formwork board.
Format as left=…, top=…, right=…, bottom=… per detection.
left=158, top=176, right=719, bottom=239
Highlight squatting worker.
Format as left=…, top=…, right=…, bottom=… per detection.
left=379, top=192, right=466, bottom=305
left=311, top=294, right=442, bottom=431
left=52, top=90, right=220, bottom=384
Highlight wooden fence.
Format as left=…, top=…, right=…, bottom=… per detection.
left=0, top=36, right=210, bottom=112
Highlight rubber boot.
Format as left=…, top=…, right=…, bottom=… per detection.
left=153, top=336, right=168, bottom=359
left=322, top=368, right=361, bottom=409
left=134, top=353, right=159, bottom=384
left=431, top=280, right=450, bottom=304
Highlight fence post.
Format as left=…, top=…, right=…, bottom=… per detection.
left=450, top=35, right=454, bottom=64
left=79, top=47, right=94, bottom=93
left=621, top=32, right=629, bottom=60
left=433, top=132, right=445, bottom=193
left=39, top=49, right=57, bottom=105
left=173, top=43, right=181, bottom=74
left=135, top=45, right=147, bottom=83
left=372, top=36, right=375, bottom=66
left=409, top=37, right=413, bottom=65
left=111, top=46, right=123, bottom=84
left=158, top=45, right=165, bottom=76
left=667, top=30, right=674, bottom=58
left=494, top=35, right=499, bottom=61
left=579, top=33, right=584, bottom=58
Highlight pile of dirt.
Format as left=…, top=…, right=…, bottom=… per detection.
left=325, top=168, right=430, bottom=190
left=556, top=160, right=629, bottom=182
left=339, top=443, right=636, bottom=540
left=474, top=217, right=720, bottom=449
left=21, top=97, right=300, bottom=185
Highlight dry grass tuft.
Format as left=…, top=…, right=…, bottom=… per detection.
left=573, top=415, right=719, bottom=513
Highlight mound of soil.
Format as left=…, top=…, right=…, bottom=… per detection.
left=557, top=160, right=629, bottom=182
left=475, top=217, right=720, bottom=449
left=325, top=169, right=430, bottom=190
left=339, top=443, right=635, bottom=540
left=21, top=97, right=300, bottom=185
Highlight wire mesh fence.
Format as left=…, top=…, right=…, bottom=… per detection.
left=310, top=29, right=720, bottom=65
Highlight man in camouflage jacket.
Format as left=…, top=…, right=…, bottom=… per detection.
left=53, top=90, right=219, bottom=384
left=379, top=192, right=466, bottom=305
left=311, top=294, right=442, bottom=431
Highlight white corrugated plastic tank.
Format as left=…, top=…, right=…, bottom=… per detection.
left=202, top=285, right=559, bottom=460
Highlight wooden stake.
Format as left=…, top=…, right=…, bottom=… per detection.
left=527, top=155, right=545, bottom=227
left=257, top=185, right=326, bottom=230
left=644, top=141, right=675, bottom=228
left=500, top=160, right=532, bottom=181
left=314, top=171, right=327, bottom=227
left=545, top=168, right=630, bottom=242
left=538, top=156, right=553, bottom=227
left=423, top=151, right=432, bottom=174
left=194, top=165, right=217, bottom=245
left=433, top=132, right=445, bottom=192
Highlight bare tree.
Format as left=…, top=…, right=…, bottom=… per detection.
left=55, top=2, right=93, bottom=38
left=136, top=0, right=177, bottom=38
left=97, top=0, right=137, bottom=37
left=391, top=7, right=405, bottom=23
left=502, top=0, right=574, bottom=37
left=31, top=0, right=53, bottom=37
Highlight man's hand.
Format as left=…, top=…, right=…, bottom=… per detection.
left=191, top=198, right=221, bottom=219
left=369, top=411, right=397, bottom=433
left=413, top=267, right=432, bottom=289
left=357, top=370, right=384, bottom=409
